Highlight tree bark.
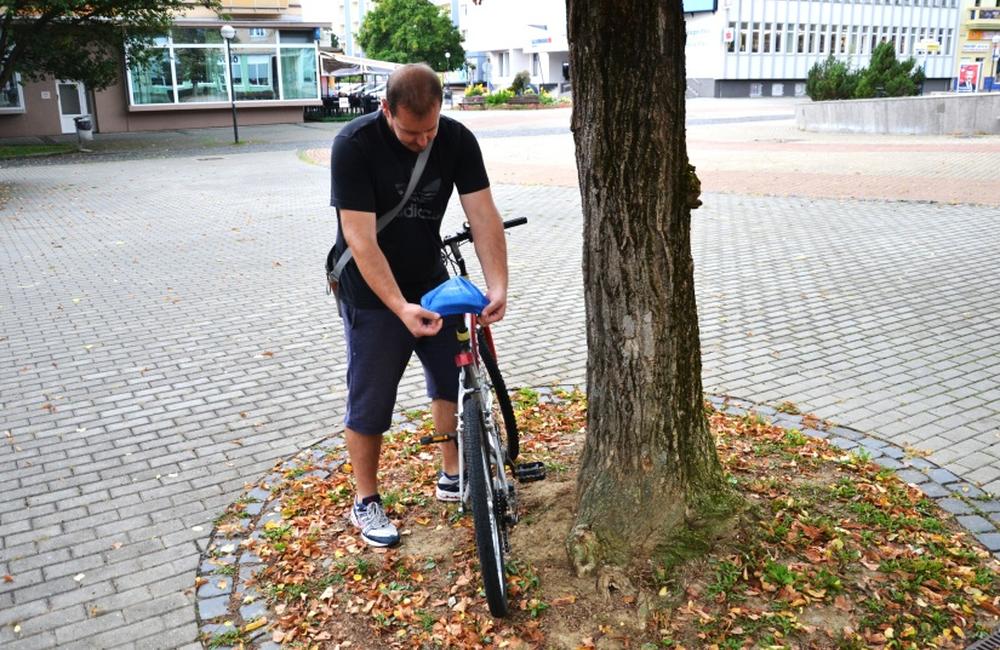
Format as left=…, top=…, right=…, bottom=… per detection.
left=566, top=0, right=733, bottom=572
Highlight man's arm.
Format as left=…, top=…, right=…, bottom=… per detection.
left=341, top=209, right=443, bottom=337
left=459, top=188, right=508, bottom=325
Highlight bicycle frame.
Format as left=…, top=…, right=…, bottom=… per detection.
left=443, top=238, right=515, bottom=531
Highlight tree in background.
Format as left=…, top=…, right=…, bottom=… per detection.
left=0, top=1, right=217, bottom=91
left=854, top=41, right=925, bottom=98
left=565, top=0, right=739, bottom=578
left=806, top=56, right=859, bottom=101
left=356, top=0, right=464, bottom=71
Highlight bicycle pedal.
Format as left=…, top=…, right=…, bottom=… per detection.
left=418, top=433, right=456, bottom=445
left=514, top=461, right=546, bottom=482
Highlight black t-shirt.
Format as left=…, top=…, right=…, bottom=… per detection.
left=329, top=111, right=490, bottom=309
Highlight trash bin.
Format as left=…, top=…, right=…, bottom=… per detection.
left=73, top=115, right=94, bottom=141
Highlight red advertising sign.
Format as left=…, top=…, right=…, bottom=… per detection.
left=958, top=63, right=981, bottom=92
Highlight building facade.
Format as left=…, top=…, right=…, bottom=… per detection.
left=954, top=0, right=1000, bottom=90
left=685, top=0, right=962, bottom=97
left=459, top=0, right=569, bottom=91
left=0, top=0, right=324, bottom=137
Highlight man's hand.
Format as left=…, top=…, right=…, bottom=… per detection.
left=397, top=303, right=443, bottom=337
left=480, top=287, right=507, bottom=326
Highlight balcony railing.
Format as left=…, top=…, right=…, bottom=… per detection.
left=220, top=0, right=289, bottom=13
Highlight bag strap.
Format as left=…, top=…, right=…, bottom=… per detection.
left=330, top=140, right=434, bottom=282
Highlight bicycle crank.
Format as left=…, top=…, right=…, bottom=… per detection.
left=513, top=461, right=546, bottom=483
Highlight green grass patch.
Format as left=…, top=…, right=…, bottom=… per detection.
left=0, top=143, right=76, bottom=158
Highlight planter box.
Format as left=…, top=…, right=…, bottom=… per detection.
left=507, top=95, right=541, bottom=106
left=459, top=95, right=486, bottom=110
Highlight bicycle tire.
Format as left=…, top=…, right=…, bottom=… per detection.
left=462, top=395, right=509, bottom=617
left=477, top=329, right=519, bottom=462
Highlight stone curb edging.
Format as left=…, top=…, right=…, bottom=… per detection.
left=194, top=438, right=345, bottom=650
left=194, top=390, right=1000, bottom=648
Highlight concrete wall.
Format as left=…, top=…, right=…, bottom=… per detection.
left=797, top=93, right=1000, bottom=135
left=0, top=79, right=65, bottom=137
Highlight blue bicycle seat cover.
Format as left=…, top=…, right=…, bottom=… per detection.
left=420, top=277, right=489, bottom=316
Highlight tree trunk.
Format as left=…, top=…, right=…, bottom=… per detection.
left=566, top=0, right=734, bottom=573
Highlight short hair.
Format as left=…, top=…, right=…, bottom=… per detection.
left=385, top=64, right=442, bottom=117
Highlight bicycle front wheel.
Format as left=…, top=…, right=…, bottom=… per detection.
left=462, top=395, right=509, bottom=617
left=477, top=329, right=519, bottom=462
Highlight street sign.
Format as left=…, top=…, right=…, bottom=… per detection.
left=916, top=39, right=941, bottom=53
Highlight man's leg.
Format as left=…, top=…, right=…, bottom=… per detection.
left=340, top=302, right=413, bottom=546
left=431, top=399, right=459, bottom=475
left=345, top=427, right=382, bottom=498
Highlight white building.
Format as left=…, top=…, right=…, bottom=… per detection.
left=685, top=0, right=961, bottom=97
left=460, top=0, right=569, bottom=91
left=325, top=0, right=568, bottom=90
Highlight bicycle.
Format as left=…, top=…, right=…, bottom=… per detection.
left=419, top=217, right=546, bottom=617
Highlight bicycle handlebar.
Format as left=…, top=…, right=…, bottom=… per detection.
left=442, top=217, right=527, bottom=248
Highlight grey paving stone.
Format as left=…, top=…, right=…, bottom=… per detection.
left=873, top=457, right=903, bottom=470
left=895, top=469, right=929, bottom=485
left=974, top=533, right=1000, bottom=552
left=956, top=515, right=998, bottom=534
left=928, top=468, right=961, bottom=485
left=951, top=483, right=987, bottom=499
left=196, top=595, right=230, bottom=621
left=918, top=482, right=952, bottom=499
left=828, top=437, right=858, bottom=451
left=936, top=498, right=974, bottom=516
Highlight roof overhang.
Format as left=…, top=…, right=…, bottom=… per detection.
left=319, top=51, right=402, bottom=76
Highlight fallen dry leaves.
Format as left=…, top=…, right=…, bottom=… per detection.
left=201, top=390, right=1000, bottom=649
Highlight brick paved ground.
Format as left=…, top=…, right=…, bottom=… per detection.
left=2, top=103, right=1000, bottom=647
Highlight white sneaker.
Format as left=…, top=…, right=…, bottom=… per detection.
left=435, top=471, right=462, bottom=502
left=350, top=497, right=399, bottom=547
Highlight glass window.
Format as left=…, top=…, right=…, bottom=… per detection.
left=232, top=50, right=278, bottom=100
left=171, top=27, right=223, bottom=45
left=174, top=48, right=228, bottom=103
left=130, top=49, right=174, bottom=104
left=279, top=30, right=314, bottom=43
left=280, top=47, right=318, bottom=99
left=233, top=27, right=276, bottom=44
left=1, top=75, right=23, bottom=110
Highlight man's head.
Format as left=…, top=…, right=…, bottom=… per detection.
left=381, top=63, right=442, bottom=152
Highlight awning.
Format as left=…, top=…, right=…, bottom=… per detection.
left=319, top=51, right=403, bottom=77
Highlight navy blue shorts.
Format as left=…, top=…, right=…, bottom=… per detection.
left=340, top=301, right=461, bottom=435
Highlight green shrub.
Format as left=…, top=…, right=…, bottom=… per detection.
left=806, top=56, right=859, bottom=100
left=854, top=41, right=925, bottom=98
left=484, top=88, right=513, bottom=105
left=510, top=70, right=531, bottom=95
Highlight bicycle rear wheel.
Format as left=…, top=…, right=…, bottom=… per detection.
left=462, top=395, right=509, bottom=617
left=477, top=329, right=519, bottom=462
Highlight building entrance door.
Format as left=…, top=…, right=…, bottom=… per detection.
left=56, top=81, right=88, bottom=134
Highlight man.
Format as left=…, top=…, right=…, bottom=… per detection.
left=329, top=63, right=508, bottom=547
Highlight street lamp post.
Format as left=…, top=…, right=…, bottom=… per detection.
left=993, top=34, right=1000, bottom=91
left=444, top=51, right=452, bottom=107
left=220, top=24, right=239, bottom=144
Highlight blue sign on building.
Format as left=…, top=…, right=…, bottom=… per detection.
left=683, top=0, right=718, bottom=13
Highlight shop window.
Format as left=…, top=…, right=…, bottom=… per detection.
left=0, top=74, right=24, bottom=111
left=129, top=49, right=175, bottom=104
left=280, top=47, right=318, bottom=99
left=174, top=48, right=228, bottom=103
left=750, top=82, right=763, bottom=97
